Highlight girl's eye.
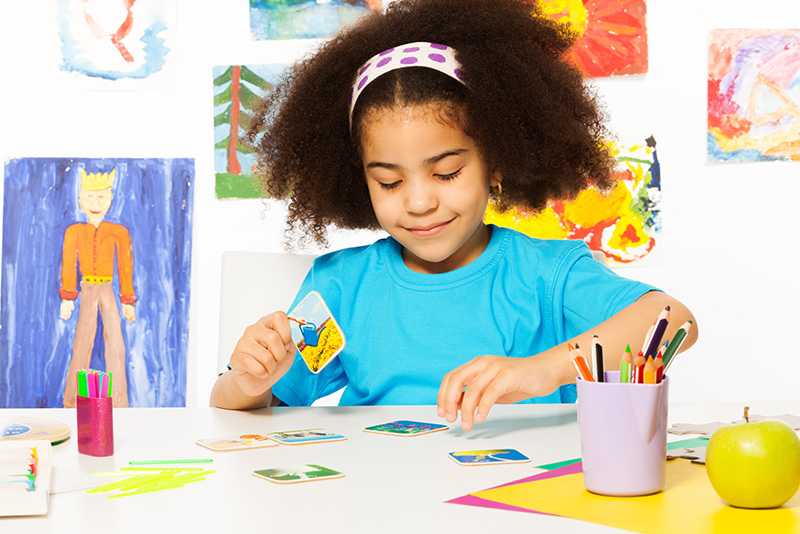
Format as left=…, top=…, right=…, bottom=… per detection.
left=379, top=181, right=401, bottom=190
left=435, top=168, right=463, bottom=181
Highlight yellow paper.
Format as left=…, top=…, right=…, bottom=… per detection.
left=474, top=460, right=799, bottom=533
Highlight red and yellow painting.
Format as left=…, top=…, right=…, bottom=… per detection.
left=538, top=0, right=648, bottom=78
left=485, top=136, right=661, bottom=266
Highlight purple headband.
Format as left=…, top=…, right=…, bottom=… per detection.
left=349, top=41, right=465, bottom=126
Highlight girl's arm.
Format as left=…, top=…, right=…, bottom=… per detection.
left=437, top=291, right=698, bottom=431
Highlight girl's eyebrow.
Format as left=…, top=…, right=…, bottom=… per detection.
left=366, top=148, right=469, bottom=170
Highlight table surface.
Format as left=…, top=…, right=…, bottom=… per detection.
left=1, top=401, right=791, bottom=533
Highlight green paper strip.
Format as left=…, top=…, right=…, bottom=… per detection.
left=78, top=370, right=88, bottom=398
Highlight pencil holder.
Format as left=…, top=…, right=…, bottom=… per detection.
left=576, top=375, right=668, bottom=496
left=76, top=395, right=114, bottom=457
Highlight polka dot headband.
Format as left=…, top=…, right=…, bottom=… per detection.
left=349, top=41, right=465, bottom=127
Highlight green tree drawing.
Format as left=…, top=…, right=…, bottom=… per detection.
left=213, top=65, right=273, bottom=198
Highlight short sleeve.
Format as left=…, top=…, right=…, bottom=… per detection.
left=270, top=262, right=348, bottom=406
left=553, top=246, right=659, bottom=342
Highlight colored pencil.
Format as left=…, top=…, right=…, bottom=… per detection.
left=663, top=320, right=693, bottom=369
left=634, top=352, right=645, bottom=384
left=640, top=324, right=655, bottom=355
left=620, top=345, right=632, bottom=384
left=572, top=355, right=594, bottom=382
left=591, top=335, right=604, bottom=382
left=655, top=352, right=665, bottom=383
left=643, top=356, right=656, bottom=384
left=644, top=306, right=670, bottom=357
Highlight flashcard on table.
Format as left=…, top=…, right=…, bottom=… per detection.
left=363, top=420, right=449, bottom=437
left=670, top=414, right=800, bottom=436
left=196, top=434, right=279, bottom=452
left=448, top=449, right=531, bottom=466
left=667, top=446, right=707, bottom=465
left=253, top=464, right=344, bottom=484
left=287, top=291, right=346, bottom=374
left=266, top=429, right=347, bottom=445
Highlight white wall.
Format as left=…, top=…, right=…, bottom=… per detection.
left=0, top=1, right=798, bottom=407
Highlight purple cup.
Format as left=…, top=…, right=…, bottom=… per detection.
left=77, top=395, right=114, bottom=457
left=576, top=376, right=668, bottom=496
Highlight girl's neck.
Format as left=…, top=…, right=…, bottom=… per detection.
left=402, top=224, right=491, bottom=274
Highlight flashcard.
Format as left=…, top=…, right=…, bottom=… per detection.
left=448, top=449, right=531, bottom=466
left=196, top=433, right=279, bottom=452
left=363, top=420, right=449, bottom=437
left=670, top=414, right=800, bottom=436
left=667, top=446, right=707, bottom=465
left=266, top=429, right=347, bottom=445
left=287, top=291, right=346, bottom=374
left=253, top=464, right=344, bottom=484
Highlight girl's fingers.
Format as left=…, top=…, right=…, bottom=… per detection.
left=261, top=312, right=293, bottom=346
left=231, top=350, right=269, bottom=378
left=476, top=372, right=513, bottom=424
left=442, top=358, right=490, bottom=422
left=458, top=366, right=501, bottom=431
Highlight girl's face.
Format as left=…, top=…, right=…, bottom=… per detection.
left=360, top=104, right=501, bottom=274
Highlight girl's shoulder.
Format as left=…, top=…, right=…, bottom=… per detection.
left=497, top=226, right=591, bottom=266
left=311, top=236, right=392, bottom=275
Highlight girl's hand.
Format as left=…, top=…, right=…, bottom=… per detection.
left=437, top=355, right=561, bottom=431
left=229, top=312, right=296, bottom=397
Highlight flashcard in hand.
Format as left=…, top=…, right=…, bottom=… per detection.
left=287, top=291, right=346, bottom=374
left=363, top=420, right=449, bottom=437
left=196, top=433, right=279, bottom=452
left=266, top=429, right=347, bottom=445
left=253, top=464, right=344, bottom=484
left=448, top=449, right=531, bottom=466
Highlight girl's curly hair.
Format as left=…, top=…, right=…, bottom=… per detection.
left=249, top=0, right=614, bottom=245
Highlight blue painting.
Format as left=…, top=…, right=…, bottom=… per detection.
left=1, top=158, right=194, bottom=408
left=58, top=0, right=173, bottom=80
left=250, top=0, right=382, bottom=40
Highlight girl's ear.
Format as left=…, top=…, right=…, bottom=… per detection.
left=489, top=169, right=503, bottom=190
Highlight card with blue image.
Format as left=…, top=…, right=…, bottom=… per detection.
left=363, top=420, right=449, bottom=437
left=448, top=449, right=531, bottom=466
left=287, top=291, right=346, bottom=374
left=266, top=429, right=347, bottom=445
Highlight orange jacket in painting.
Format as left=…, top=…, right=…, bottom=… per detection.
left=59, top=222, right=135, bottom=305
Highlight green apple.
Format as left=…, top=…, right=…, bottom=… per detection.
left=706, top=411, right=800, bottom=509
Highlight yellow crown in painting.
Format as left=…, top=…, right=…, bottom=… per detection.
left=80, top=168, right=116, bottom=191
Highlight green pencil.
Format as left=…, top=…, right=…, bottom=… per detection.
left=128, top=458, right=213, bottom=466
left=663, top=320, right=692, bottom=369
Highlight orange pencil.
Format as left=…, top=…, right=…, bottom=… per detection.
left=634, top=352, right=645, bottom=384
left=573, top=355, right=594, bottom=382
left=643, top=356, right=656, bottom=384
left=655, top=351, right=665, bottom=383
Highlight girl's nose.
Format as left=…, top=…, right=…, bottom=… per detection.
left=404, top=180, right=438, bottom=214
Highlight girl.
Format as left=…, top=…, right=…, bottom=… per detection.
left=211, top=0, right=698, bottom=430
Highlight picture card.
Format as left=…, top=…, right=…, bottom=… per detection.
left=266, top=429, right=347, bottom=445
left=253, top=464, right=344, bottom=484
left=287, top=291, right=346, bottom=374
left=448, top=449, right=531, bottom=466
left=196, top=433, right=279, bottom=452
left=364, top=420, right=449, bottom=437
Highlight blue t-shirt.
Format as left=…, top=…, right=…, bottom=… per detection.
left=272, top=225, right=656, bottom=406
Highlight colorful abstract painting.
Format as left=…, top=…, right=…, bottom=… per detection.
left=538, top=0, right=648, bottom=78
left=485, top=136, right=661, bottom=265
left=708, top=30, right=800, bottom=163
left=58, top=0, right=173, bottom=80
left=250, top=0, right=382, bottom=40
left=1, top=158, right=194, bottom=408
left=214, top=65, right=286, bottom=199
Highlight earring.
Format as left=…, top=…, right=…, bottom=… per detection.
left=493, top=183, right=503, bottom=196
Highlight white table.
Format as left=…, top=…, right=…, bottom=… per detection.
left=1, top=402, right=790, bottom=533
